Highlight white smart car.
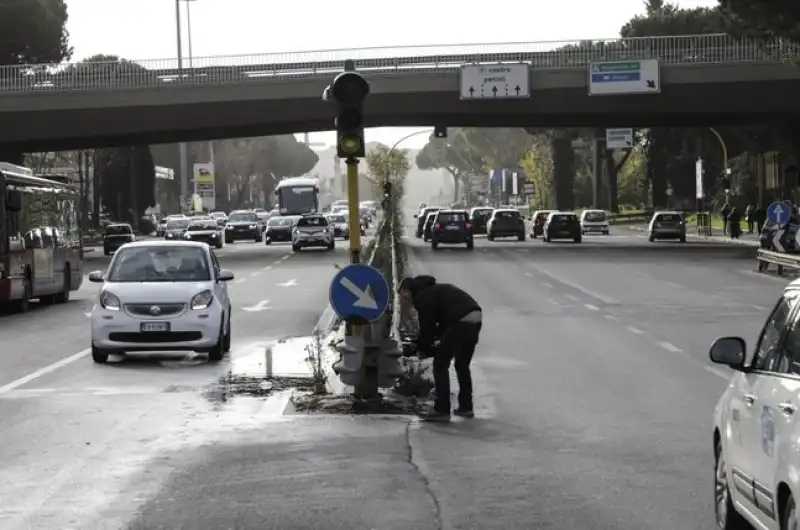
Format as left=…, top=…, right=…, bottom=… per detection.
left=292, top=214, right=335, bottom=251
left=88, top=240, right=234, bottom=364
left=710, top=280, right=800, bottom=530
left=580, top=209, right=610, bottom=235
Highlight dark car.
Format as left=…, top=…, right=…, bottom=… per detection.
left=163, top=219, right=190, bottom=241
left=469, top=207, right=494, bottom=235
left=416, top=207, right=441, bottom=238
left=543, top=212, right=581, bottom=243
left=184, top=220, right=223, bottom=248
left=224, top=210, right=262, bottom=243
left=431, top=210, right=473, bottom=250
left=487, top=209, right=526, bottom=241
left=265, top=216, right=297, bottom=244
left=325, top=214, right=350, bottom=239
left=531, top=210, right=555, bottom=238
left=103, top=223, right=135, bottom=255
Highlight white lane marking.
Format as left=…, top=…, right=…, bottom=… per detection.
left=241, top=300, right=271, bottom=312
left=279, top=255, right=291, bottom=261
left=84, top=312, right=92, bottom=318
left=657, top=341, right=683, bottom=353
left=278, top=279, right=298, bottom=287
left=751, top=304, right=768, bottom=311
left=604, top=314, right=617, bottom=321
left=250, top=272, right=261, bottom=278
left=705, top=366, right=732, bottom=381
left=0, top=348, right=90, bottom=394
left=235, top=279, right=246, bottom=284
left=524, top=272, right=533, bottom=277
left=635, top=271, right=650, bottom=279
left=542, top=282, right=554, bottom=289
left=584, top=304, right=599, bottom=311
left=626, top=326, right=645, bottom=335
left=665, top=281, right=682, bottom=289
left=565, top=294, right=579, bottom=302
left=533, top=268, right=618, bottom=305
left=263, top=265, right=273, bottom=271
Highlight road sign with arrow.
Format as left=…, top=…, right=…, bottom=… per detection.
left=773, top=229, right=786, bottom=252
left=588, top=59, right=660, bottom=96
left=329, top=264, right=390, bottom=324
left=460, top=64, right=530, bottom=100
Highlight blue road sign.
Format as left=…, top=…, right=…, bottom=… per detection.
left=329, top=264, right=390, bottom=324
left=767, top=201, right=790, bottom=226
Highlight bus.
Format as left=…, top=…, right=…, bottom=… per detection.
left=0, top=162, right=83, bottom=313
left=274, top=176, right=319, bottom=216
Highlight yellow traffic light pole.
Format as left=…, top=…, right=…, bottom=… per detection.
left=345, top=158, right=361, bottom=265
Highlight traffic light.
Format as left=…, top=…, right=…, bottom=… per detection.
left=324, top=71, right=370, bottom=159
left=433, top=126, right=447, bottom=138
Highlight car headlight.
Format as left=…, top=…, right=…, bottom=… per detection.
left=191, top=290, right=214, bottom=310
left=185, top=234, right=192, bottom=239
left=99, top=291, right=121, bottom=311
left=225, top=225, right=233, bottom=230
left=210, top=233, right=217, bottom=238
left=249, top=224, right=257, bottom=229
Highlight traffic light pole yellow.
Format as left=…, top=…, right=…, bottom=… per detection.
left=346, top=158, right=361, bottom=265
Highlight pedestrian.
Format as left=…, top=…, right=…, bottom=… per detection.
left=398, top=275, right=482, bottom=422
left=745, top=204, right=755, bottom=233
left=720, top=202, right=732, bottom=236
left=756, top=205, right=766, bottom=233
left=727, top=206, right=742, bottom=239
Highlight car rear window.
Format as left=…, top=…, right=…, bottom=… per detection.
left=656, top=214, right=681, bottom=222
left=437, top=212, right=467, bottom=223
left=268, top=217, right=292, bottom=226
left=553, top=214, right=577, bottom=222
left=188, top=222, right=216, bottom=231
left=495, top=211, right=520, bottom=219
left=583, top=211, right=606, bottom=222
left=105, top=225, right=132, bottom=235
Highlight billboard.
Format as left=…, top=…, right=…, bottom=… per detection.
left=193, top=163, right=215, bottom=210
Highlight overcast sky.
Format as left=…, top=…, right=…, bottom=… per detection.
left=64, top=0, right=717, bottom=148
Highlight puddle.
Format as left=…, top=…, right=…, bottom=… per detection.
left=206, top=335, right=334, bottom=403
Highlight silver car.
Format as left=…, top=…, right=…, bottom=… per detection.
left=648, top=211, right=686, bottom=242
left=292, top=214, right=335, bottom=251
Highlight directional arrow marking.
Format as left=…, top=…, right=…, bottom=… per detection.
left=515, top=85, right=521, bottom=95
left=278, top=279, right=298, bottom=287
left=468, top=86, right=475, bottom=97
left=492, top=86, right=498, bottom=97
left=340, top=277, right=378, bottom=309
left=774, top=229, right=785, bottom=252
left=646, top=80, right=656, bottom=89
left=773, top=203, right=787, bottom=225
left=242, top=300, right=271, bottom=312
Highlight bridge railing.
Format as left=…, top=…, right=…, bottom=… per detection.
left=0, top=33, right=797, bottom=94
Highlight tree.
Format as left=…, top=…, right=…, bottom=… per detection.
left=521, top=141, right=555, bottom=210
left=0, top=0, right=72, bottom=164
left=719, top=0, right=800, bottom=41
left=96, top=145, right=155, bottom=226
left=0, top=0, right=72, bottom=66
left=365, top=144, right=411, bottom=201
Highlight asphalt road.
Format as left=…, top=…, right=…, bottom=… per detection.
left=0, top=224, right=784, bottom=529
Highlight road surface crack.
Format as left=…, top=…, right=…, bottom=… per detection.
left=404, top=420, right=444, bottom=530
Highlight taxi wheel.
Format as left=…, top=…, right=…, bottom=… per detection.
left=782, top=495, right=797, bottom=530
left=91, top=344, right=109, bottom=364
left=714, top=440, right=749, bottom=530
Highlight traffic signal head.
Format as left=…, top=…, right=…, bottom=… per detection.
left=433, top=126, right=447, bottom=138
left=331, top=72, right=370, bottom=107
left=336, top=107, right=364, bottom=158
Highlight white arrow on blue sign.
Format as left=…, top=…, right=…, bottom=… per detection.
left=767, top=201, right=790, bottom=227
left=329, top=264, right=390, bottom=324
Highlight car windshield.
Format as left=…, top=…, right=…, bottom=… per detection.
left=105, top=225, right=132, bottom=235
left=328, top=215, right=346, bottom=223
left=107, top=246, right=211, bottom=282
left=472, top=209, right=492, bottom=217
left=656, top=214, right=681, bottom=222
left=297, top=216, right=327, bottom=227
left=166, top=220, right=190, bottom=230
left=438, top=212, right=467, bottom=223
left=188, top=222, right=216, bottom=231
left=268, top=217, right=293, bottom=226
left=584, top=211, right=606, bottom=222
left=229, top=212, right=256, bottom=222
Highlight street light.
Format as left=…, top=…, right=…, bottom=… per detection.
left=175, top=0, right=199, bottom=211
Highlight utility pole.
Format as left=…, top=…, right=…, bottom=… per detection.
left=176, top=0, right=189, bottom=212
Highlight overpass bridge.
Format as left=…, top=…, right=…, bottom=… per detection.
left=0, top=33, right=799, bottom=150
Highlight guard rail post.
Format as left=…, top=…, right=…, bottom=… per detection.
left=757, top=248, right=800, bottom=276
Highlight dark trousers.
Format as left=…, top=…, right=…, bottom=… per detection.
left=747, top=220, right=754, bottom=233
left=433, top=320, right=481, bottom=413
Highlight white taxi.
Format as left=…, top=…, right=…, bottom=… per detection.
left=88, top=241, right=234, bottom=364
left=710, top=281, right=800, bottom=530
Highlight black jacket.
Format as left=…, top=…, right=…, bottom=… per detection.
left=405, top=275, right=481, bottom=351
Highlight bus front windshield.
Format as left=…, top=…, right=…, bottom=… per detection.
left=278, top=186, right=318, bottom=215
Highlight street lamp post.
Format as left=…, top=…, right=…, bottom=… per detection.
left=175, top=0, right=198, bottom=212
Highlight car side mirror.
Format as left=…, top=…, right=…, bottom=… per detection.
left=709, top=337, right=747, bottom=369
left=218, top=269, right=234, bottom=282
left=88, top=271, right=105, bottom=283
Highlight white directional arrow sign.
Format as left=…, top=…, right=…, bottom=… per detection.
left=774, top=229, right=785, bottom=252
left=339, top=277, right=378, bottom=309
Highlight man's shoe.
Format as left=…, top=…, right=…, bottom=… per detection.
left=454, top=408, right=474, bottom=418
left=420, top=410, right=451, bottom=422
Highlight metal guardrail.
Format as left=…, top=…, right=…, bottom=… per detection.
left=0, top=34, right=797, bottom=94
left=757, top=249, right=800, bottom=275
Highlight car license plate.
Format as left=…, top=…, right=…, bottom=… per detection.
left=559, top=231, right=570, bottom=236
left=141, top=322, right=169, bottom=332
left=446, top=225, right=460, bottom=230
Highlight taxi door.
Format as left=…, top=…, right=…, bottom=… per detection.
left=728, top=291, right=797, bottom=519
